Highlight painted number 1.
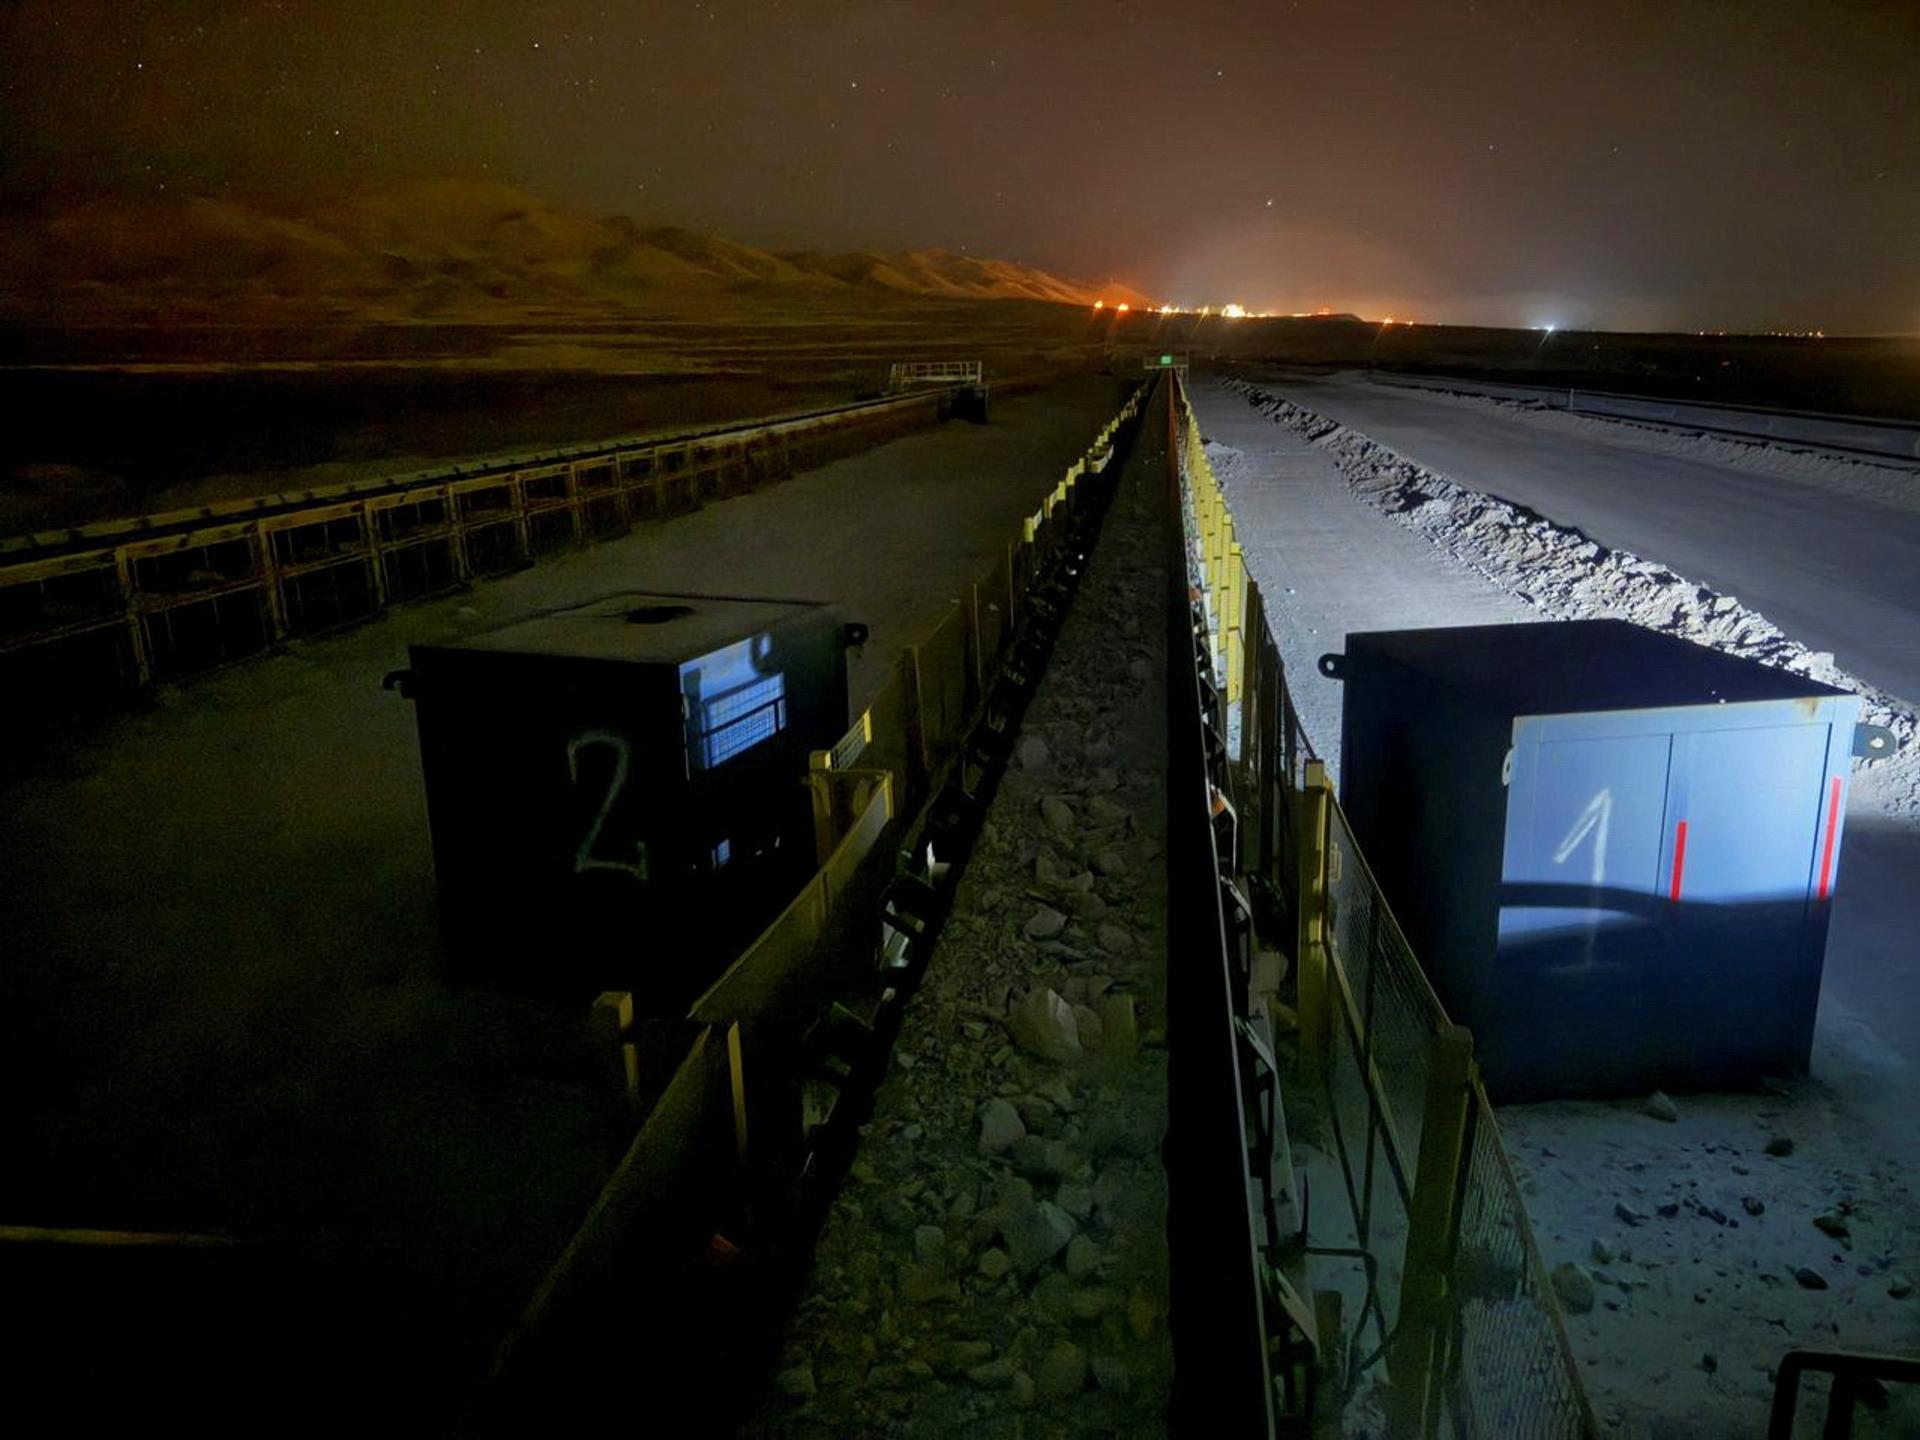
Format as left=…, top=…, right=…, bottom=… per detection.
left=567, top=730, right=649, bottom=880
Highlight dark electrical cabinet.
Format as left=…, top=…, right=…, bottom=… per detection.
left=397, top=591, right=853, bottom=1008
left=1330, top=620, right=1864, bottom=1100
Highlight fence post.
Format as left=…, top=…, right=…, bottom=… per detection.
left=1295, top=760, right=1333, bottom=1070
left=903, top=644, right=930, bottom=810
left=1388, top=1022, right=1476, bottom=1436
left=726, top=1020, right=750, bottom=1168
left=112, top=546, right=154, bottom=686
left=964, top=581, right=985, bottom=710
left=807, top=752, right=839, bottom=867
left=1225, top=541, right=1246, bottom=706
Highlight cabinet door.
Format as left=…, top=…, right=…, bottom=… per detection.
left=1499, top=730, right=1676, bottom=966
left=1659, top=721, right=1837, bottom=1076
left=1664, top=724, right=1831, bottom=911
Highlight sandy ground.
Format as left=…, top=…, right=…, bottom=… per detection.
left=1246, top=369, right=1920, bottom=714
left=1186, top=374, right=1920, bottom=1439
left=0, top=374, right=1128, bottom=1426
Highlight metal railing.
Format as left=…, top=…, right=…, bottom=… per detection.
left=1767, top=1351, right=1920, bottom=1439
left=1163, top=370, right=1279, bottom=1437
left=484, top=379, right=1150, bottom=1424
left=1172, top=374, right=1597, bottom=1437
left=888, top=359, right=983, bottom=389
left=0, top=389, right=953, bottom=729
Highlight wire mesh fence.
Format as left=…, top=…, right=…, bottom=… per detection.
left=1442, top=1088, right=1598, bottom=1440
left=1174, top=379, right=1595, bottom=1439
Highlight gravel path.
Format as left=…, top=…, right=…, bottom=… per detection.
left=749, top=397, right=1174, bottom=1438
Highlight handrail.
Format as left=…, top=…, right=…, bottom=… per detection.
left=1170, top=371, right=1597, bottom=1437
left=1767, top=1349, right=1920, bottom=1440
left=0, top=1225, right=245, bottom=1248
left=1, top=387, right=951, bottom=562
left=0, top=387, right=952, bottom=725
left=1163, top=371, right=1280, bottom=1437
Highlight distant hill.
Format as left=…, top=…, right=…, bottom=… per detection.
left=0, top=180, right=1157, bottom=322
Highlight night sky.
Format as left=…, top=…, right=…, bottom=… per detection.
left=2, top=0, right=1915, bottom=332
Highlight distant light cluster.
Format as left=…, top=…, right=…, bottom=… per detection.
left=1095, top=302, right=1423, bottom=325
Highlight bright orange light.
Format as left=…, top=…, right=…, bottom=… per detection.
left=1093, top=300, right=1105, bottom=310
left=1159, top=304, right=1173, bottom=315
left=1221, top=303, right=1246, bottom=319
left=1382, top=315, right=1394, bottom=325
left=1116, top=303, right=1130, bottom=313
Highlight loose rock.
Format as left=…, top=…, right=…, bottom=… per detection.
left=1002, top=1199, right=1076, bottom=1272
left=1009, top=988, right=1082, bottom=1063
left=1643, top=1091, right=1680, bottom=1123
left=939, top=1340, right=995, bottom=1376
left=1068, top=1287, right=1121, bottom=1322
left=1036, top=1341, right=1087, bottom=1400
left=1025, top=906, right=1068, bottom=940
left=1056, top=1181, right=1095, bottom=1221
left=901, top=1263, right=946, bottom=1303
left=1016, top=735, right=1052, bottom=771
left=967, top=1357, right=1019, bottom=1390
left=1795, top=1267, right=1829, bottom=1290
left=979, top=1098, right=1026, bottom=1153
left=1551, top=1262, right=1597, bottom=1315
left=1071, top=1002, right=1105, bottom=1051
left=1065, top=1233, right=1102, bottom=1280
left=1009, top=1135, right=1077, bottom=1181
left=1040, top=797, right=1076, bottom=834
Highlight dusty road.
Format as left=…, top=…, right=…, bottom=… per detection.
left=1259, top=370, right=1920, bottom=707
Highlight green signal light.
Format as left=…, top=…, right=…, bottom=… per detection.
left=1160, top=354, right=1173, bottom=365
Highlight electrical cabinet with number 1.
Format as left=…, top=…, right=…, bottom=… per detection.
left=1323, top=620, right=1885, bottom=1100
left=392, top=591, right=858, bottom=1007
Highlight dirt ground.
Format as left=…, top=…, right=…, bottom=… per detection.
left=0, top=373, right=1128, bottom=1430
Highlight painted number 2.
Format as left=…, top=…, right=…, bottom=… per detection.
left=566, top=730, right=649, bottom=880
